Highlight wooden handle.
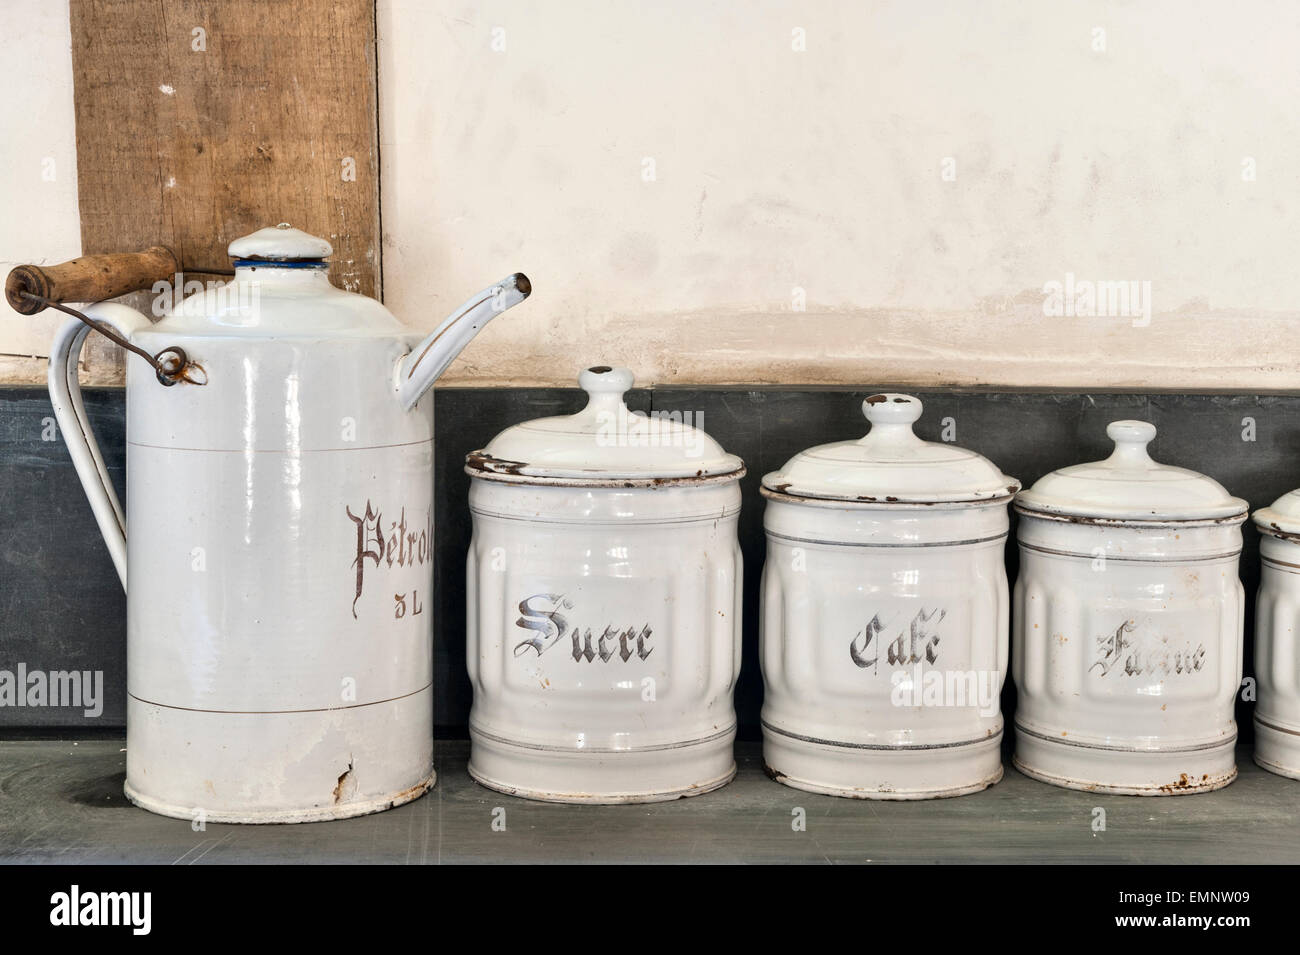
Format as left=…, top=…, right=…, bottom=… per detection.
left=6, top=247, right=179, bottom=315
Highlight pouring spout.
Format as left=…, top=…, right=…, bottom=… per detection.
left=396, top=273, right=531, bottom=411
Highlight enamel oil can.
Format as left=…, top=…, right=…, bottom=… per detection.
left=31, top=224, right=530, bottom=822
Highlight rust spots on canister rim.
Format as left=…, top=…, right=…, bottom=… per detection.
left=464, top=449, right=746, bottom=487
left=1257, top=520, right=1300, bottom=544
left=1154, top=771, right=1228, bottom=794
left=760, top=484, right=1017, bottom=507
left=1159, top=772, right=1199, bottom=793
left=1014, top=502, right=1249, bottom=528
left=465, top=450, right=528, bottom=476
left=1016, top=756, right=1237, bottom=795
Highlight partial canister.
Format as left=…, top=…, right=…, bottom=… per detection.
left=1012, top=420, right=1247, bottom=795
left=1251, top=490, right=1300, bottom=780
left=465, top=365, right=745, bottom=802
left=760, top=393, right=1019, bottom=799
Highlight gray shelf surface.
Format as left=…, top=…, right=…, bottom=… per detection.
left=0, top=740, right=1295, bottom=864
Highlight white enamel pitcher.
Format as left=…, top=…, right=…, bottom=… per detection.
left=7, top=224, right=530, bottom=822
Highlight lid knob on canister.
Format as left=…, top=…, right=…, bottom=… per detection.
left=863, top=392, right=924, bottom=424
left=1105, top=420, right=1157, bottom=467
left=579, top=364, right=635, bottom=400
left=859, top=393, right=924, bottom=447
left=578, top=365, right=635, bottom=421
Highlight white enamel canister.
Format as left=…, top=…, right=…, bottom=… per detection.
left=45, top=224, right=530, bottom=822
left=760, top=394, right=1019, bottom=799
left=465, top=366, right=744, bottom=803
left=1251, top=491, right=1300, bottom=779
left=1012, top=421, right=1247, bottom=795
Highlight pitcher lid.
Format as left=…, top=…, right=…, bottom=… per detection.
left=466, top=365, right=744, bottom=484
left=1016, top=420, right=1247, bottom=522
left=228, top=223, right=333, bottom=261
left=761, top=394, right=1019, bottom=504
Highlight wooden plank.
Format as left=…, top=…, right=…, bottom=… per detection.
left=68, top=0, right=381, bottom=381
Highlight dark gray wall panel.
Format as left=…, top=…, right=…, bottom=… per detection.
left=1, top=385, right=1291, bottom=740
left=0, top=389, right=127, bottom=726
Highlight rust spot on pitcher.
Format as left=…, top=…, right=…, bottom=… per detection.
left=170, top=360, right=207, bottom=386
left=384, top=777, right=433, bottom=808
left=332, top=759, right=354, bottom=803
left=154, top=347, right=207, bottom=387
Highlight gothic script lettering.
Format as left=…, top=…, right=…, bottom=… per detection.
left=850, top=608, right=944, bottom=672
left=1088, top=619, right=1207, bottom=677
left=514, top=593, right=653, bottom=663
left=346, top=501, right=433, bottom=618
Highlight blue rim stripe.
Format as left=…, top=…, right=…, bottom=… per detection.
left=232, top=259, right=328, bottom=269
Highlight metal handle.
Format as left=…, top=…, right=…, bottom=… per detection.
left=47, top=304, right=151, bottom=590
left=25, top=292, right=198, bottom=385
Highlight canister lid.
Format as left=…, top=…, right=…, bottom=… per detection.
left=760, top=393, right=1019, bottom=504
left=1016, top=420, right=1247, bottom=522
left=466, top=365, right=745, bottom=484
left=1253, top=490, right=1300, bottom=538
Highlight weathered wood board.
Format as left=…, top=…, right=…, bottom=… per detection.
left=67, top=0, right=381, bottom=382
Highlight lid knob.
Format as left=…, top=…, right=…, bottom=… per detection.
left=862, top=393, right=923, bottom=425
left=1106, top=419, right=1157, bottom=467
left=578, top=365, right=634, bottom=418
left=579, top=365, right=634, bottom=396
left=858, top=393, right=924, bottom=448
